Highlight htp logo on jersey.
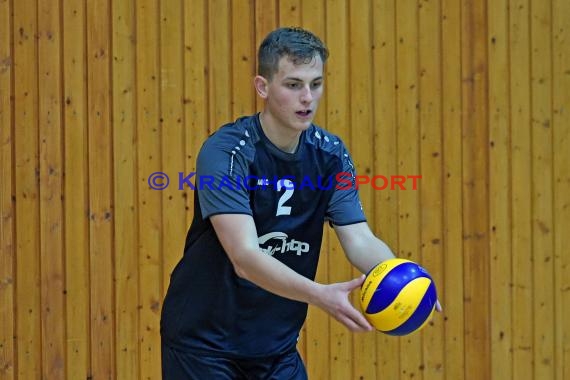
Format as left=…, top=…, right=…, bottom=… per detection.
left=147, top=171, right=422, bottom=191
left=258, top=232, right=310, bottom=257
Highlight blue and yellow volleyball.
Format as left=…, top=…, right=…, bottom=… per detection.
left=360, top=258, right=437, bottom=336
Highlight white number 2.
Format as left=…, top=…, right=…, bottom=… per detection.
left=276, top=179, right=294, bottom=216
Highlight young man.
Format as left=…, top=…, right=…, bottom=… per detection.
left=161, top=27, right=399, bottom=379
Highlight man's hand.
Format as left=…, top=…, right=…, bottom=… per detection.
left=313, top=275, right=374, bottom=332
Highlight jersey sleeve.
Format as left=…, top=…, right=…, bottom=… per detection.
left=196, top=137, right=253, bottom=219
left=325, top=145, right=367, bottom=226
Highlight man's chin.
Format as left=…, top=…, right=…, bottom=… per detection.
left=293, top=117, right=314, bottom=130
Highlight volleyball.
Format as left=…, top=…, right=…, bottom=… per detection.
left=360, top=258, right=438, bottom=336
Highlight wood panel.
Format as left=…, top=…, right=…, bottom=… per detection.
left=86, top=0, right=115, bottom=377
left=231, top=0, right=255, bottom=118
left=552, top=2, right=570, bottom=379
left=509, top=0, right=534, bottom=379
left=279, top=0, right=300, bottom=27
left=372, top=0, right=401, bottom=378
left=324, top=1, right=353, bottom=379
left=38, top=0, right=65, bottom=377
left=441, top=0, right=465, bottom=378
left=349, top=1, right=377, bottom=379
left=209, top=0, right=232, bottom=130
left=112, top=0, right=139, bottom=377
left=488, top=0, right=512, bottom=378
left=160, top=0, right=186, bottom=295
left=530, top=0, right=555, bottom=379
left=135, top=0, right=161, bottom=377
left=418, top=0, right=444, bottom=378
left=184, top=0, right=209, bottom=229
left=63, top=0, right=90, bottom=377
left=2, top=1, right=570, bottom=379
left=396, top=0, right=423, bottom=378
left=0, top=0, right=14, bottom=378
left=461, top=0, right=491, bottom=378
left=13, top=0, right=42, bottom=377
left=254, top=0, right=277, bottom=112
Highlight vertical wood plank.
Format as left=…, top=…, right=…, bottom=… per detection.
left=488, top=0, right=513, bottom=379
left=552, top=1, right=570, bottom=378
left=0, top=0, right=15, bottom=377
left=208, top=0, right=231, bottom=130
left=112, top=0, right=139, bottom=377
left=255, top=0, right=277, bottom=39
left=418, top=0, right=444, bottom=378
left=13, top=0, right=42, bottom=377
left=38, top=0, right=65, bottom=377
left=135, top=0, right=162, bottom=377
left=184, top=0, right=209, bottom=226
left=160, top=0, right=186, bottom=295
left=254, top=0, right=277, bottom=56
left=254, top=0, right=277, bottom=111
left=231, top=0, right=255, bottom=119
left=530, top=0, right=555, bottom=378
left=325, top=1, right=353, bottom=379
left=300, top=0, right=326, bottom=128
left=509, top=0, right=533, bottom=378
left=396, top=0, right=422, bottom=377
left=86, top=0, right=115, bottom=377
left=348, top=1, right=377, bottom=380
left=279, top=0, right=300, bottom=27
left=461, top=0, right=490, bottom=378
left=63, top=0, right=90, bottom=377
left=441, top=0, right=465, bottom=378
left=371, top=0, right=401, bottom=378
left=300, top=2, right=329, bottom=377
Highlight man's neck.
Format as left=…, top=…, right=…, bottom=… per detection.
left=259, top=112, right=301, bottom=154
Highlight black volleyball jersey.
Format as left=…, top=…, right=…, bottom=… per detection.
left=161, top=114, right=366, bottom=358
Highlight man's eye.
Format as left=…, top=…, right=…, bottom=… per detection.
left=311, top=82, right=322, bottom=89
left=287, top=83, right=301, bottom=89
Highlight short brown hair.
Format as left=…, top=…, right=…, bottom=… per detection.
left=258, top=27, right=329, bottom=80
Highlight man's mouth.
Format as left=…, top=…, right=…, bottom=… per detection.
left=296, top=110, right=312, bottom=117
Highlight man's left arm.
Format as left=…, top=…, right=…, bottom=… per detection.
left=333, top=222, right=396, bottom=274
left=335, top=221, right=443, bottom=312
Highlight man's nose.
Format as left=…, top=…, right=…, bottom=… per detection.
left=300, top=86, right=313, bottom=103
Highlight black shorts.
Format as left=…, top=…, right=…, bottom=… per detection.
left=162, top=341, right=308, bottom=380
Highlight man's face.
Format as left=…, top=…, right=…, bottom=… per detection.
left=262, top=55, right=324, bottom=132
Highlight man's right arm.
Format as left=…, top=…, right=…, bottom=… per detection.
left=210, top=213, right=373, bottom=332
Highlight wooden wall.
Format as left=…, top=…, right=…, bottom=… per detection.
left=0, top=0, right=569, bottom=379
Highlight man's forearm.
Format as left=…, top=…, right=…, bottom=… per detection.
left=232, top=248, right=324, bottom=305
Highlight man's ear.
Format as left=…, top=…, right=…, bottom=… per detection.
left=254, top=75, right=269, bottom=99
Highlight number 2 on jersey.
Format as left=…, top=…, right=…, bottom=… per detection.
left=276, top=179, right=293, bottom=216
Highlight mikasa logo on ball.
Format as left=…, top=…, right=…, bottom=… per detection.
left=372, top=263, right=388, bottom=277
left=258, top=232, right=310, bottom=256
